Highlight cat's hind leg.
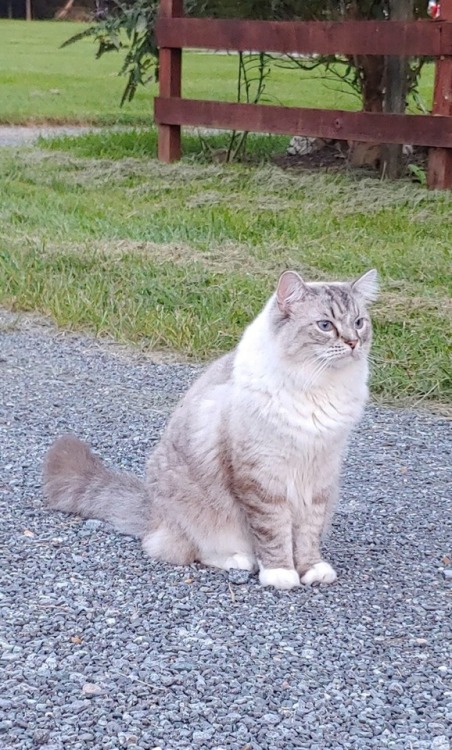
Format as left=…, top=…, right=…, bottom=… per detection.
left=197, top=526, right=257, bottom=572
left=142, top=525, right=197, bottom=566
left=200, top=551, right=257, bottom=572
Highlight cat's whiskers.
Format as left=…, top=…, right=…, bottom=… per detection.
left=300, top=358, right=330, bottom=393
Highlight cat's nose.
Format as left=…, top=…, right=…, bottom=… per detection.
left=344, top=338, right=358, bottom=350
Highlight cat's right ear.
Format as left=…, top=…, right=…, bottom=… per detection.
left=276, top=271, right=306, bottom=314
left=352, top=269, right=379, bottom=304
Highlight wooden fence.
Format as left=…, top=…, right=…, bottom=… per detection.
left=155, top=0, right=452, bottom=189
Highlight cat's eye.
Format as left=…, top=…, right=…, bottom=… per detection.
left=355, top=317, right=365, bottom=329
left=317, top=320, right=334, bottom=332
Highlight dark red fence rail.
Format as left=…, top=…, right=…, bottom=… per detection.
left=155, top=0, right=452, bottom=189
left=157, top=17, right=452, bottom=56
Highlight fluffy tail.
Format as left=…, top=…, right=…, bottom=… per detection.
left=43, top=435, right=149, bottom=538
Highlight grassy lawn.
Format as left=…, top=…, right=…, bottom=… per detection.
left=0, top=130, right=451, bottom=413
left=0, top=20, right=435, bottom=125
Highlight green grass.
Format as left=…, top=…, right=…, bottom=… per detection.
left=0, top=20, right=152, bottom=125
left=0, top=20, right=435, bottom=125
left=0, top=132, right=451, bottom=412
left=41, top=125, right=291, bottom=161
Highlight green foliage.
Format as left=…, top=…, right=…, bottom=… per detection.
left=407, top=163, right=427, bottom=185
left=62, top=0, right=159, bottom=105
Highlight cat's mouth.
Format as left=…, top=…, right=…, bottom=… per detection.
left=326, top=346, right=363, bottom=367
left=346, top=347, right=362, bottom=362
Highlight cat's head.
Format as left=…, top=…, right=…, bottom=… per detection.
left=271, top=269, right=378, bottom=368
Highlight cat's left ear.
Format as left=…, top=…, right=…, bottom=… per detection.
left=276, top=270, right=306, bottom=314
left=352, top=269, right=379, bottom=304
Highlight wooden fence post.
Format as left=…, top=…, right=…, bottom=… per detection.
left=158, top=0, right=183, bottom=162
left=427, top=0, right=452, bottom=189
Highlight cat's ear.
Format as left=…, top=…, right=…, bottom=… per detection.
left=352, top=269, right=379, bottom=304
left=276, top=270, right=306, bottom=314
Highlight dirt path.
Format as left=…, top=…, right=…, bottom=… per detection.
left=0, top=125, right=100, bottom=147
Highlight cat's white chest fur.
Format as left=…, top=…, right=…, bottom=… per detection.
left=272, top=379, right=365, bottom=438
left=257, top=382, right=362, bottom=504
left=232, top=303, right=369, bottom=510
left=234, top=334, right=367, bottom=447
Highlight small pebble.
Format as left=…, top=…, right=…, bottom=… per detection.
left=228, top=569, right=251, bottom=585
left=82, top=683, right=103, bottom=696
left=84, top=519, right=103, bottom=530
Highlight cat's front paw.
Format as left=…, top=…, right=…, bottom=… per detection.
left=300, top=561, right=337, bottom=586
left=259, top=567, right=300, bottom=590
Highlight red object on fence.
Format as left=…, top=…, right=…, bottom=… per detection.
left=156, top=1, right=452, bottom=189
left=428, top=2, right=441, bottom=19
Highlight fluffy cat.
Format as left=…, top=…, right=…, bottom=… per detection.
left=43, top=269, right=378, bottom=590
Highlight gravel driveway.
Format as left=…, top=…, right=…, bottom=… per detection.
left=0, top=126, right=100, bottom=147
left=1, top=311, right=451, bottom=750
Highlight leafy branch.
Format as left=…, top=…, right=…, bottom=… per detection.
left=225, top=51, right=272, bottom=161
left=61, top=0, right=159, bottom=105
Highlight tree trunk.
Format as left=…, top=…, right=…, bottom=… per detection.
left=381, top=0, right=414, bottom=179
left=359, top=55, right=385, bottom=113
left=345, top=2, right=387, bottom=167
left=349, top=54, right=385, bottom=168
left=26, top=0, right=32, bottom=21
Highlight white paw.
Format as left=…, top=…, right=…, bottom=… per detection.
left=300, top=561, right=337, bottom=586
left=259, top=567, right=300, bottom=590
left=224, top=553, right=257, bottom=572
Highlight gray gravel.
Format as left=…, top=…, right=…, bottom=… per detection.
left=0, top=126, right=101, bottom=148
left=1, top=311, right=451, bottom=750
left=0, top=125, right=220, bottom=148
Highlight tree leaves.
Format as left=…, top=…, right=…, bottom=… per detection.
left=61, top=0, right=159, bottom=106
